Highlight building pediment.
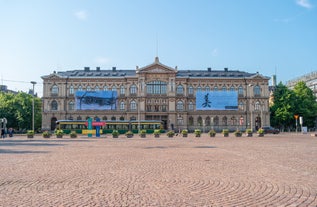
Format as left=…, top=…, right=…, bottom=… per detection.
left=249, top=73, right=270, bottom=80
left=137, top=57, right=177, bottom=74
left=41, top=72, right=64, bottom=80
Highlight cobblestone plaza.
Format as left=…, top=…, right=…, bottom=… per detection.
left=1, top=133, right=316, bottom=206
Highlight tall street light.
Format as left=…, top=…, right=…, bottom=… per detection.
left=31, top=81, right=37, bottom=132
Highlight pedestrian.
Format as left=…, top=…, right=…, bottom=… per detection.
left=1, top=128, right=4, bottom=138
left=8, top=128, right=13, bottom=137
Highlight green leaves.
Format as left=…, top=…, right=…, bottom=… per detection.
left=270, top=81, right=317, bottom=129
left=0, top=92, right=42, bottom=131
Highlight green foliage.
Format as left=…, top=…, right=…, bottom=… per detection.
left=0, top=92, right=42, bottom=131
left=270, top=82, right=317, bottom=130
left=27, top=130, right=34, bottom=135
left=181, top=129, right=188, bottom=135
left=222, top=129, right=229, bottom=135
left=194, top=129, right=201, bottom=135
left=208, top=129, right=216, bottom=136
left=112, top=130, right=119, bottom=136
left=154, top=129, right=160, bottom=135
left=55, top=130, right=64, bottom=136
left=167, top=130, right=175, bottom=136
left=257, top=128, right=264, bottom=134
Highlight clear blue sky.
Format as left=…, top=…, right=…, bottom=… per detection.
left=0, top=0, right=316, bottom=97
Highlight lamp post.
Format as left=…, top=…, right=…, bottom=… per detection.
left=30, top=81, right=37, bottom=132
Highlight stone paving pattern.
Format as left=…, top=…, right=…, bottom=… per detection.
left=0, top=133, right=317, bottom=206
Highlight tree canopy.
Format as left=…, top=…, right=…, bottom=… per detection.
left=270, top=81, right=317, bottom=131
left=0, top=92, right=42, bottom=132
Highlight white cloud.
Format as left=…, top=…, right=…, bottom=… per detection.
left=74, top=10, right=88, bottom=20
left=94, top=57, right=110, bottom=65
left=296, top=0, right=313, bottom=9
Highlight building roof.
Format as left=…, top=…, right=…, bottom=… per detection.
left=41, top=57, right=269, bottom=80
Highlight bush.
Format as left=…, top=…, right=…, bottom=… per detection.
left=70, top=131, right=77, bottom=138
left=55, top=129, right=64, bottom=136
left=208, top=129, right=216, bottom=136
left=167, top=130, right=175, bottom=137
left=194, top=129, right=201, bottom=137
left=181, top=129, right=188, bottom=135
left=27, top=130, right=34, bottom=136
left=234, top=130, right=242, bottom=136
left=112, top=130, right=119, bottom=136
left=154, top=129, right=161, bottom=135
left=42, top=130, right=51, bottom=137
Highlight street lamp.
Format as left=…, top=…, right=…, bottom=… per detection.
left=30, top=81, right=37, bottom=132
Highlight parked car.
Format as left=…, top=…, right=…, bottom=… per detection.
left=261, top=126, right=279, bottom=134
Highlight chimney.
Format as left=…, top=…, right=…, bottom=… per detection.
left=207, top=67, right=211, bottom=72
left=96, top=67, right=100, bottom=71
left=224, top=67, right=228, bottom=72
left=84, top=67, right=90, bottom=72
left=112, top=67, right=116, bottom=72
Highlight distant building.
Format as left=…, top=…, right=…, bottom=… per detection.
left=0, top=85, right=18, bottom=94
left=41, top=57, right=271, bottom=132
left=286, top=71, right=317, bottom=97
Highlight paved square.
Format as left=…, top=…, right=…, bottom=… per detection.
left=0, top=133, right=317, bottom=206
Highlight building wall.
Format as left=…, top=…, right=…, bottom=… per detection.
left=41, top=59, right=270, bottom=132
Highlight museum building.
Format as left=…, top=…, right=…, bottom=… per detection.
left=41, top=57, right=271, bottom=132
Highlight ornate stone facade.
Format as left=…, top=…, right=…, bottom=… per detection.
left=41, top=57, right=270, bottom=132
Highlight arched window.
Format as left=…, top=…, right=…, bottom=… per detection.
left=222, top=86, right=227, bottom=91
left=230, top=86, right=235, bottom=91
left=205, top=117, right=211, bottom=126
left=78, top=85, right=82, bottom=91
left=103, top=86, right=108, bottom=91
left=238, top=86, right=244, bottom=96
left=177, top=101, right=184, bottom=111
left=205, top=86, right=210, bottom=92
left=214, top=86, right=218, bottom=91
left=68, top=101, right=75, bottom=111
left=214, top=116, right=219, bottom=126
left=51, top=85, right=58, bottom=95
left=188, top=101, right=194, bottom=111
left=95, top=86, right=99, bottom=91
left=130, top=100, right=137, bottom=111
left=146, top=80, right=167, bottom=94
left=254, top=85, right=261, bottom=96
left=111, top=116, right=116, bottom=121
left=102, top=116, right=107, bottom=120
left=112, top=86, right=117, bottom=92
left=69, top=85, right=74, bottom=95
left=197, top=116, right=203, bottom=126
left=119, top=116, right=124, bottom=121
left=120, top=101, right=125, bottom=111
left=231, top=116, right=237, bottom=126
left=176, top=85, right=184, bottom=95
left=255, top=101, right=261, bottom=111
left=188, top=85, right=194, bottom=95
left=197, top=86, right=202, bottom=92
left=87, top=86, right=91, bottom=91
left=188, top=116, right=194, bottom=126
left=51, top=100, right=58, bottom=111
left=120, top=85, right=125, bottom=95
left=222, top=116, right=228, bottom=126
left=130, top=84, right=137, bottom=94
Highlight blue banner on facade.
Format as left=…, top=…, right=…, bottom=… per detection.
left=75, top=91, right=117, bottom=110
left=196, top=91, right=238, bottom=110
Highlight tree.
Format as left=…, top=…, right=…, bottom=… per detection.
left=270, top=81, right=317, bottom=131
left=293, top=81, right=317, bottom=129
left=0, top=92, right=42, bottom=132
left=270, top=82, right=296, bottom=131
